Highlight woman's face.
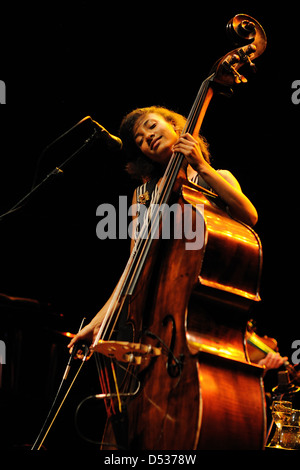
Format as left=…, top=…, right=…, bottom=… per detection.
left=133, top=113, right=178, bottom=165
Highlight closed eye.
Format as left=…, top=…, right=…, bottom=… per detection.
left=135, top=120, right=157, bottom=147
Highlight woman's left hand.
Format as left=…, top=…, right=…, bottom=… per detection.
left=173, top=132, right=258, bottom=227
left=172, top=133, right=207, bottom=171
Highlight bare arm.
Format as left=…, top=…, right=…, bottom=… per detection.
left=67, top=291, right=115, bottom=350
left=196, top=166, right=257, bottom=226
left=69, top=192, right=139, bottom=349
left=173, top=133, right=258, bottom=227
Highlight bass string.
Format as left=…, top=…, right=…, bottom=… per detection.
left=93, top=75, right=215, bottom=407
left=91, top=158, right=182, bottom=343
left=94, top=76, right=214, bottom=347
left=92, top=243, right=139, bottom=346
left=135, top=81, right=213, bottom=242
left=184, top=75, right=214, bottom=136
left=153, top=76, right=214, bottom=208
left=92, top=175, right=175, bottom=344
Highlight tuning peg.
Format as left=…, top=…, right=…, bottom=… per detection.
left=246, top=44, right=257, bottom=54
left=232, top=69, right=248, bottom=84
left=234, top=73, right=248, bottom=84
left=227, top=53, right=241, bottom=66
left=221, top=56, right=247, bottom=84
left=237, top=45, right=257, bottom=72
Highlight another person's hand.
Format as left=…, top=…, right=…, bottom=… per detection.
left=258, top=352, right=288, bottom=371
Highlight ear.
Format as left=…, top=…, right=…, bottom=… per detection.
left=171, top=119, right=179, bottom=133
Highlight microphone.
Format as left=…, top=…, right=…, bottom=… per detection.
left=90, top=118, right=123, bottom=150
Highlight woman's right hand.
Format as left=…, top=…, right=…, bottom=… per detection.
left=67, top=321, right=99, bottom=352
left=67, top=290, right=115, bottom=353
left=67, top=307, right=108, bottom=352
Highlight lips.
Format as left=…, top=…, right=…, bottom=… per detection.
left=150, top=136, right=162, bottom=150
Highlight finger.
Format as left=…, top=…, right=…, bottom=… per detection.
left=173, top=141, right=195, bottom=154
left=68, top=334, right=78, bottom=348
left=180, top=133, right=198, bottom=143
left=268, top=353, right=284, bottom=368
left=67, top=331, right=82, bottom=349
left=175, top=136, right=195, bottom=147
left=67, top=338, right=75, bottom=349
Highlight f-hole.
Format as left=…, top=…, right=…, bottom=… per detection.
left=162, top=315, right=183, bottom=378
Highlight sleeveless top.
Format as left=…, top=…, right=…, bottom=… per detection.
left=135, top=172, right=217, bottom=209
left=133, top=171, right=226, bottom=239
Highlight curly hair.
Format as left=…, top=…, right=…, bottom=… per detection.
left=119, top=106, right=211, bottom=182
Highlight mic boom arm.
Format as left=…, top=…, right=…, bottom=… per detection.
left=0, top=116, right=122, bottom=221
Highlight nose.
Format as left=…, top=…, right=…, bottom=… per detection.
left=146, top=132, right=155, bottom=147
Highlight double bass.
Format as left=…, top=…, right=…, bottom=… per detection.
left=92, top=14, right=267, bottom=450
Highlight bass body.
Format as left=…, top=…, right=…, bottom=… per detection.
left=96, top=14, right=268, bottom=450
left=102, top=182, right=266, bottom=450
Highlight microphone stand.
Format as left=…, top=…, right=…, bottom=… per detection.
left=0, top=128, right=98, bottom=222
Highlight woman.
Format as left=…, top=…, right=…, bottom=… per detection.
left=68, top=105, right=260, bottom=353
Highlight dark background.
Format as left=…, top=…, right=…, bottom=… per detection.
left=0, top=1, right=299, bottom=450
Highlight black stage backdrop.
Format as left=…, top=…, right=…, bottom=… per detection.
left=0, top=1, right=299, bottom=449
